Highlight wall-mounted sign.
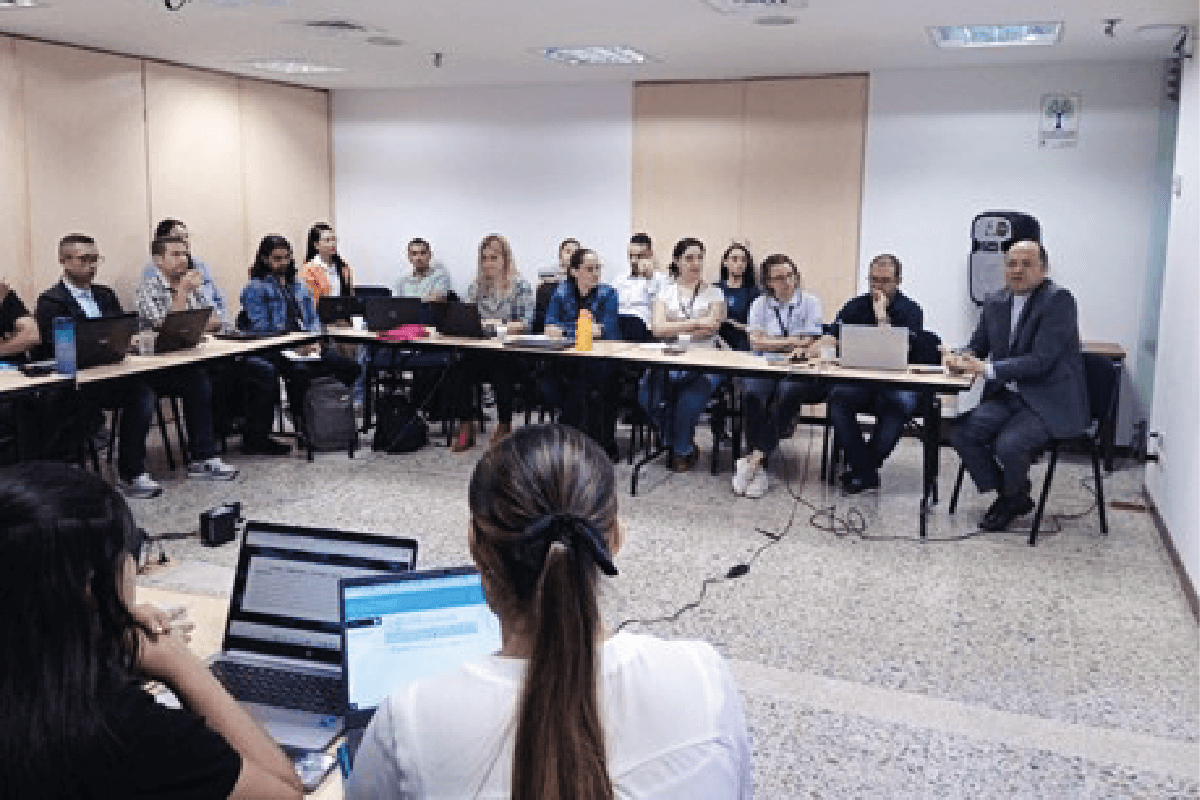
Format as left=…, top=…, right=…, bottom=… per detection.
left=1040, top=93, right=1081, bottom=149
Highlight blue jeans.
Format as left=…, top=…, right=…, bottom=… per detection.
left=827, top=384, right=920, bottom=479
left=639, top=370, right=721, bottom=457
left=741, top=376, right=825, bottom=456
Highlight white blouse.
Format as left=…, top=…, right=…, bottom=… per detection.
left=656, top=281, right=727, bottom=348
left=345, top=631, right=753, bottom=800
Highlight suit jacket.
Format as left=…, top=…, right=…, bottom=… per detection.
left=34, top=279, right=125, bottom=359
left=968, top=279, right=1088, bottom=438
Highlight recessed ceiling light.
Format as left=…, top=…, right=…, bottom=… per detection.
left=540, top=46, right=651, bottom=66
left=1136, top=24, right=1189, bottom=42
left=755, top=15, right=796, bottom=26
left=928, top=22, right=1063, bottom=48
left=0, top=0, right=48, bottom=8
left=704, top=0, right=806, bottom=14
left=366, top=36, right=405, bottom=47
left=245, top=59, right=345, bottom=75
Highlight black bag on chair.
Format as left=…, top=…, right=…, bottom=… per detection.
left=372, top=393, right=429, bottom=454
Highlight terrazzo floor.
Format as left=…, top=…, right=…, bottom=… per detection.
left=126, top=418, right=1199, bottom=798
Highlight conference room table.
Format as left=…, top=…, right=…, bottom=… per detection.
left=332, top=329, right=973, bottom=537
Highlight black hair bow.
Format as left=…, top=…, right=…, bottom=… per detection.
left=500, top=513, right=618, bottom=601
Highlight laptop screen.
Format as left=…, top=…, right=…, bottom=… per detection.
left=223, top=522, right=418, bottom=666
left=341, top=568, right=502, bottom=724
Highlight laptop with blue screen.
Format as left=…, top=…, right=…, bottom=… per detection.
left=339, top=567, right=503, bottom=747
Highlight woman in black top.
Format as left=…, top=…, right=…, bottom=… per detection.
left=717, top=243, right=760, bottom=352
left=0, top=462, right=302, bottom=799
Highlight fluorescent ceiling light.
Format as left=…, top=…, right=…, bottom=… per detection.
left=540, top=46, right=650, bottom=66
left=928, top=22, right=1063, bottom=49
left=245, top=59, right=345, bottom=75
left=0, top=0, right=47, bottom=8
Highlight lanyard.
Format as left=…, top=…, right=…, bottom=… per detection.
left=680, top=283, right=702, bottom=319
left=772, top=301, right=795, bottom=337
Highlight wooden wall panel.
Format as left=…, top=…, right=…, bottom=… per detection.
left=740, top=76, right=867, bottom=316
left=239, top=79, right=331, bottom=262
left=145, top=63, right=248, bottom=313
left=0, top=39, right=31, bottom=304
left=18, top=40, right=149, bottom=307
left=633, top=81, right=743, bottom=278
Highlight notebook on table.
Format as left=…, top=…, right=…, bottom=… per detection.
left=363, top=297, right=422, bottom=332
left=338, top=567, right=502, bottom=760
left=206, top=521, right=418, bottom=752
left=76, top=314, right=138, bottom=369
left=154, top=308, right=212, bottom=353
left=839, top=324, right=909, bottom=371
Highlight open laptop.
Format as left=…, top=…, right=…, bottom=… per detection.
left=154, top=308, right=212, bottom=353
left=76, top=314, right=138, bottom=369
left=431, top=301, right=487, bottom=338
left=207, top=521, right=418, bottom=752
left=339, top=568, right=502, bottom=761
left=318, top=296, right=365, bottom=326
left=363, top=297, right=422, bottom=332
left=839, top=323, right=909, bottom=371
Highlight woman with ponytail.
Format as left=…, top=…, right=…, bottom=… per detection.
left=347, top=424, right=752, bottom=799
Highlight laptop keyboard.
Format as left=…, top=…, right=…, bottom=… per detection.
left=210, top=660, right=344, bottom=716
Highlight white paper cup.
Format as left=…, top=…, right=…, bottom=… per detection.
left=137, top=330, right=157, bottom=356
left=351, top=315, right=366, bottom=331
left=820, top=344, right=837, bottom=363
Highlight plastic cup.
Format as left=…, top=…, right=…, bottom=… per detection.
left=137, top=330, right=158, bottom=356
left=351, top=315, right=366, bottom=331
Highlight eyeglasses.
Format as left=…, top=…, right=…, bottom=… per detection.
left=63, top=254, right=103, bottom=265
left=768, top=272, right=796, bottom=283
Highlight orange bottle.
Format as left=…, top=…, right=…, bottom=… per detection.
left=575, top=309, right=593, bottom=352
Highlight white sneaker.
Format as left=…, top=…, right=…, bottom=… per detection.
left=188, top=457, right=239, bottom=481
left=732, top=457, right=755, bottom=496
left=745, top=467, right=769, bottom=499
left=120, top=473, right=162, bottom=499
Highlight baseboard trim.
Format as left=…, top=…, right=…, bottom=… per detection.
left=1144, top=489, right=1199, bottom=624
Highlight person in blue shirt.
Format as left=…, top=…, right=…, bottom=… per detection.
left=827, top=253, right=925, bottom=494
left=716, top=243, right=760, bottom=352
left=240, top=235, right=360, bottom=427
left=542, top=247, right=622, bottom=459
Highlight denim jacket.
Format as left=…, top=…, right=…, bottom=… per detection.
left=545, top=282, right=621, bottom=340
left=240, top=277, right=319, bottom=333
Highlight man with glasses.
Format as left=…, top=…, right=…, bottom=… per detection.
left=36, top=234, right=236, bottom=499
left=946, top=239, right=1087, bottom=531
left=827, top=253, right=925, bottom=494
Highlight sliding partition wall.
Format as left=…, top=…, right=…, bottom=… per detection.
left=634, top=75, right=868, bottom=312
left=0, top=36, right=331, bottom=307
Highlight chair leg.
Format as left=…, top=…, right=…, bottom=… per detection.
left=1029, top=446, right=1059, bottom=546
left=170, top=396, right=189, bottom=465
left=948, top=462, right=966, bottom=514
left=820, top=419, right=830, bottom=480
left=107, top=408, right=118, bottom=465
left=1092, top=446, right=1108, bottom=534
left=156, top=398, right=176, bottom=471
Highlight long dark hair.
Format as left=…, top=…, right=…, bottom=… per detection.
left=305, top=223, right=352, bottom=291
left=468, top=425, right=619, bottom=800
left=0, top=463, right=145, bottom=795
left=251, top=234, right=295, bottom=282
left=719, top=243, right=756, bottom=288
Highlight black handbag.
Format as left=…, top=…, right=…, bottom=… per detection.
left=372, top=393, right=429, bottom=453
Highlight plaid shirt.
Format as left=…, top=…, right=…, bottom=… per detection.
left=468, top=277, right=535, bottom=324
left=136, top=268, right=219, bottom=328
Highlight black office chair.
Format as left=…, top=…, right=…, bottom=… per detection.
left=949, top=353, right=1120, bottom=545
left=353, top=286, right=392, bottom=299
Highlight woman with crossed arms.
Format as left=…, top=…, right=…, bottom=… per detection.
left=639, top=237, right=726, bottom=473
left=733, top=254, right=827, bottom=498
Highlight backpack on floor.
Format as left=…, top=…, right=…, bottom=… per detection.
left=372, top=393, right=429, bottom=454
left=302, top=377, right=357, bottom=460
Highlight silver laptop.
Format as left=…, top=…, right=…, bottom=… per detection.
left=339, top=568, right=502, bottom=758
left=839, top=323, right=909, bottom=370
left=208, top=521, right=417, bottom=752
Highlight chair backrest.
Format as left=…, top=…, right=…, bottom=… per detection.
left=1082, top=352, right=1121, bottom=438
left=619, top=314, right=652, bottom=343
left=354, top=286, right=392, bottom=299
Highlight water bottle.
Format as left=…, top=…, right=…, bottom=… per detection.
left=575, top=309, right=593, bottom=352
left=52, top=316, right=77, bottom=377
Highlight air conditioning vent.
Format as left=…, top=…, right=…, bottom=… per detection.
left=704, top=0, right=807, bottom=14
left=304, top=19, right=370, bottom=34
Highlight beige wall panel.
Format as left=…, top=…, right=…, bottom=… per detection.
left=145, top=63, right=247, bottom=309
left=740, top=76, right=867, bottom=316
left=0, top=38, right=31, bottom=303
left=633, top=82, right=744, bottom=279
left=239, top=79, right=331, bottom=265
left=17, top=40, right=149, bottom=307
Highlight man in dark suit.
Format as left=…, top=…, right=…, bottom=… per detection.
left=947, top=239, right=1088, bottom=531
left=36, top=233, right=237, bottom=499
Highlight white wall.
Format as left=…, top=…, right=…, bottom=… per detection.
left=332, top=83, right=633, bottom=295
left=860, top=61, right=1173, bottom=441
left=1146, top=54, right=1199, bottom=593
